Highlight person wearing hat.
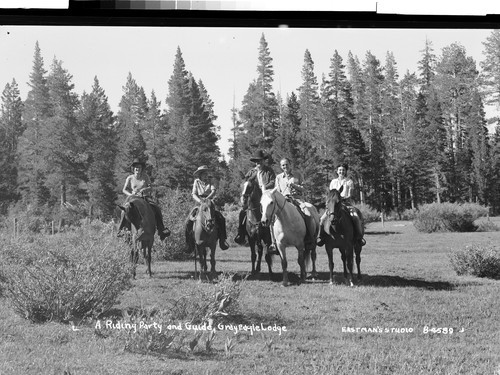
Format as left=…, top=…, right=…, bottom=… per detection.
left=234, top=150, right=276, bottom=245
left=185, top=165, right=229, bottom=251
left=117, top=158, right=171, bottom=241
left=316, top=163, right=364, bottom=247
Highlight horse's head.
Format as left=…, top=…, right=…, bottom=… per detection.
left=241, top=178, right=262, bottom=209
left=326, top=186, right=343, bottom=225
left=260, top=187, right=280, bottom=226
left=197, top=198, right=216, bottom=233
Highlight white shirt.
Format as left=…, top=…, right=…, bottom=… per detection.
left=329, top=177, right=354, bottom=199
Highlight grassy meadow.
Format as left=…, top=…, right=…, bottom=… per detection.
left=1, top=218, right=499, bottom=375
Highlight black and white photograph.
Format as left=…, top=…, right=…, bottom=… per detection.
left=0, top=5, right=499, bottom=375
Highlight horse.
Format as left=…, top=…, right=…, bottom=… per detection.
left=118, top=195, right=156, bottom=278
left=192, top=198, right=219, bottom=281
left=260, top=188, right=320, bottom=287
left=241, top=178, right=273, bottom=276
left=323, top=187, right=363, bottom=286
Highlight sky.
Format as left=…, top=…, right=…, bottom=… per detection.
left=0, top=26, right=495, bottom=159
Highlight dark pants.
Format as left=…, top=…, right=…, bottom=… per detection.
left=237, top=210, right=247, bottom=238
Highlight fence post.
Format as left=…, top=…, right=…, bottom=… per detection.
left=52, top=221, right=55, bottom=235
left=380, top=212, right=385, bottom=227
left=13, top=217, right=17, bottom=240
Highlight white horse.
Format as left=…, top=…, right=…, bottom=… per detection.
left=260, top=188, right=320, bottom=286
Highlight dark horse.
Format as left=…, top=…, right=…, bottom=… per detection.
left=323, top=187, right=362, bottom=286
left=118, top=196, right=156, bottom=278
left=241, top=178, right=273, bottom=276
left=192, top=198, right=219, bottom=281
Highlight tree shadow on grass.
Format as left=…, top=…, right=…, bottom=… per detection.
left=307, top=272, right=455, bottom=290
left=365, top=231, right=401, bottom=236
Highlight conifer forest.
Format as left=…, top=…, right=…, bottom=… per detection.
left=2, top=30, right=500, bottom=222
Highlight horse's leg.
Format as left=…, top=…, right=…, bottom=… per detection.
left=310, top=246, right=318, bottom=280
left=355, top=243, right=362, bottom=281
left=249, top=237, right=257, bottom=275
left=256, top=240, right=264, bottom=274
left=278, top=245, right=288, bottom=287
left=143, top=242, right=152, bottom=277
left=345, top=243, right=355, bottom=287
left=265, top=243, right=273, bottom=278
left=132, top=244, right=139, bottom=279
left=210, top=244, right=216, bottom=281
left=297, top=247, right=307, bottom=285
left=130, top=247, right=136, bottom=278
left=326, top=245, right=334, bottom=285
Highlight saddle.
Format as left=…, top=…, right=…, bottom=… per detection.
left=285, top=196, right=315, bottom=250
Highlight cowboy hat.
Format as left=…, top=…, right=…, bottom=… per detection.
left=131, top=158, right=146, bottom=168
left=249, top=150, right=268, bottom=162
left=193, top=165, right=211, bottom=176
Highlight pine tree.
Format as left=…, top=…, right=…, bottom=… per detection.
left=18, top=42, right=52, bottom=206
left=44, top=57, right=83, bottom=206
left=235, top=33, right=279, bottom=175
left=361, top=51, right=389, bottom=211
left=480, top=30, right=500, bottom=107
left=78, top=77, right=117, bottom=219
left=0, top=79, right=24, bottom=211
left=434, top=42, right=480, bottom=201
left=115, top=73, right=149, bottom=189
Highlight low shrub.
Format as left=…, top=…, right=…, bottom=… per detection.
left=0, top=221, right=132, bottom=323
left=355, top=203, right=380, bottom=225
left=413, top=202, right=489, bottom=233
left=450, top=244, right=500, bottom=279
left=476, top=219, right=500, bottom=232
left=110, top=273, right=244, bottom=355
left=156, top=189, right=195, bottom=260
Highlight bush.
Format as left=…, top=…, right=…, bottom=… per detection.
left=156, top=189, right=195, bottom=260
left=450, top=244, right=500, bottom=279
left=476, top=220, right=500, bottom=232
left=355, top=203, right=380, bottom=225
left=0, top=221, right=132, bottom=323
left=111, top=273, right=244, bottom=355
left=413, top=202, right=489, bottom=233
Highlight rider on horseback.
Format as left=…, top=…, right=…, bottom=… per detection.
left=275, top=158, right=316, bottom=250
left=117, top=158, right=171, bottom=241
left=234, top=150, right=275, bottom=245
left=185, top=165, right=229, bottom=251
left=317, top=163, right=365, bottom=247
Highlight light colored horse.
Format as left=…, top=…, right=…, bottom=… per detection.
left=118, top=196, right=155, bottom=278
left=192, top=199, right=219, bottom=282
left=260, top=188, right=320, bottom=286
left=241, top=179, right=273, bottom=276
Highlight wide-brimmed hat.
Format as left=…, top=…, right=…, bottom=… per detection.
left=193, top=165, right=211, bottom=176
left=249, top=150, right=268, bottom=162
left=131, top=158, right=146, bottom=168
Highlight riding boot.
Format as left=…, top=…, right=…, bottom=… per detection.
left=234, top=210, right=247, bottom=245
left=316, top=226, right=327, bottom=247
left=215, top=211, right=230, bottom=250
left=150, top=203, right=171, bottom=241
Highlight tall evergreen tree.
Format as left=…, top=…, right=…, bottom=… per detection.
left=362, top=51, right=389, bottom=211
left=435, top=43, right=480, bottom=201
left=44, top=57, right=83, bottom=206
left=0, top=79, right=23, bottom=211
left=235, top=33, right=279, bottom=176
left=18, top=42, right=52, bottom=206
left=480, top=30, right=500, bottom=107
left=78, top=77, right=117, bottom=219
left=115, top=73, right=149, bottom=189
